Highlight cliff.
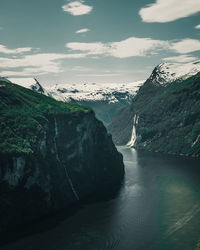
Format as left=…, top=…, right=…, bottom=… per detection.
left=108, top=68, right=200, bottom=157
left=0, top=80, right=124, bottom=234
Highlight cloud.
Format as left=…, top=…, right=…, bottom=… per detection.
left=2, top=36, right=200, bottom=79
left=66, top=37, right=170, bottom=58
left=0, top=53, right=86, bottom=77
left=171, top=39, right=200, bottom=53
left=195, top=24, right=200, bottom=29
left=108, top=37, right=169, bottom=58
left=0, top=44, right=32, bottom=54
left=76, top=28, right=90, bottom=34
left=67, top=42, right=108, bottom=55
left=139, top=0, right=200, bottom=23
left=163, top=55, right=198, bottom=63
left=71, top=66, right=91, bottom=71
left=0, top=69, right=46, bottom=77
left=62, top=1, right=93, bottom=16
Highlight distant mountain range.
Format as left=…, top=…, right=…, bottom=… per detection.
left=7, top=79, right=144, bottom=125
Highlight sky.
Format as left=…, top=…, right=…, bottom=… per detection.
left=0, top=0, right=200, bottom=86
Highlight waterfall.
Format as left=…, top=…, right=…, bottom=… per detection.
left=63, top=168, right=79, bottom=201
left=54, top=118, right=80, bottom=201
left=127, top=114, right=138, bottom=148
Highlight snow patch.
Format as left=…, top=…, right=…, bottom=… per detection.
left=149, top=61, right=200, bottom=86
left=47, top=81, right=144, bottom=103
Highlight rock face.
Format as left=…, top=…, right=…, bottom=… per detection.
left=108, top=62, right=200, bottom=157
left=0, top=80, right=124, bottom=234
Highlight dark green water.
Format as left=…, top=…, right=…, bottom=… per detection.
left=2, top=147, right=200, bottom=250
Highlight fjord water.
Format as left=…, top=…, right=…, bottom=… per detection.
left=2, top=147, right=200, bottom=250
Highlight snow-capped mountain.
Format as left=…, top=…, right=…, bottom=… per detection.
left=149, top=60, right=200, bottom=86
left=48, top=81, right=144, bottom=125
left=108, top=60, right=200, bottom=146
left=47, top=81, right=144, bottom=103
left=10, top=78, right=144, bottom=125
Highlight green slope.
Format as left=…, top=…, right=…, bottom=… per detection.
left=0, top=80, right=91, bottom=154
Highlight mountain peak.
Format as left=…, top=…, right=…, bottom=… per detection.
left=0, top=76, right=11, bottom=84
left=31, top=78, right=45, bottom=93
left=148, top=61, right=200, bottom=86
left=10, top=78, right=46, bottom=94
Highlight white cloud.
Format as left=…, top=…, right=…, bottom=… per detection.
left=139, top=0, right=200, bottom=23
left=76, top=28, right=90, bottom=34
left=0, top=68, right=46, bottom=77
left=195, top=24, right=200, bottom=29
left=62, top=1, right=93, bottom=16
left=0, top=53, right=86, bottom=77
left=109, top=37, right=169, bottom=58
left=67, top=42, right=108, bottom=55
left=71, top=66, right=91, bottom=71
left=2, top=36, right=200, bottom=79
left=66, top=37, right=170, bottom=58
left=163, top=55, right=198, bottom=63
left=0, top=44, right=32, bottom=54
left=171, top=39, right=200, bottom=53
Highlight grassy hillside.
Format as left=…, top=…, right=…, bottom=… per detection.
left=0, top=80, right=91, bottom=154
left=194, top=241, right=200, bottom=250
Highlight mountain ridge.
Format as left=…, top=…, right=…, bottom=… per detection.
left=10, top=78, right=144, bottom=125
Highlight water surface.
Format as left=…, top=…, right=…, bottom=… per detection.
left=2, top=147, right=200, bottom=250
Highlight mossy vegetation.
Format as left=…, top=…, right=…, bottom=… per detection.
left=0, top=80, right=91, bottom=154
left=194, top=241, right=200, bottom=250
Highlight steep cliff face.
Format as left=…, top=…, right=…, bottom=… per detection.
left=108, top=65, right=200, bottom=157
left=0, top=80, right=124, bottom=234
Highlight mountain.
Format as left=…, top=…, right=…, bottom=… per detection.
left=147, top=60, right=200, bottom=86
left=0, top=77, right=11, bottom=84
left=11, top=79, right=144, bottom=126
left=0, top=79, right=124, bottom=234
left=14, top=77, right=48, bottom=95
left=108, top=61, right=200, bottom=157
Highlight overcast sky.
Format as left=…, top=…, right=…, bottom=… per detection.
left=0, top=0, right=200, bottom=85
